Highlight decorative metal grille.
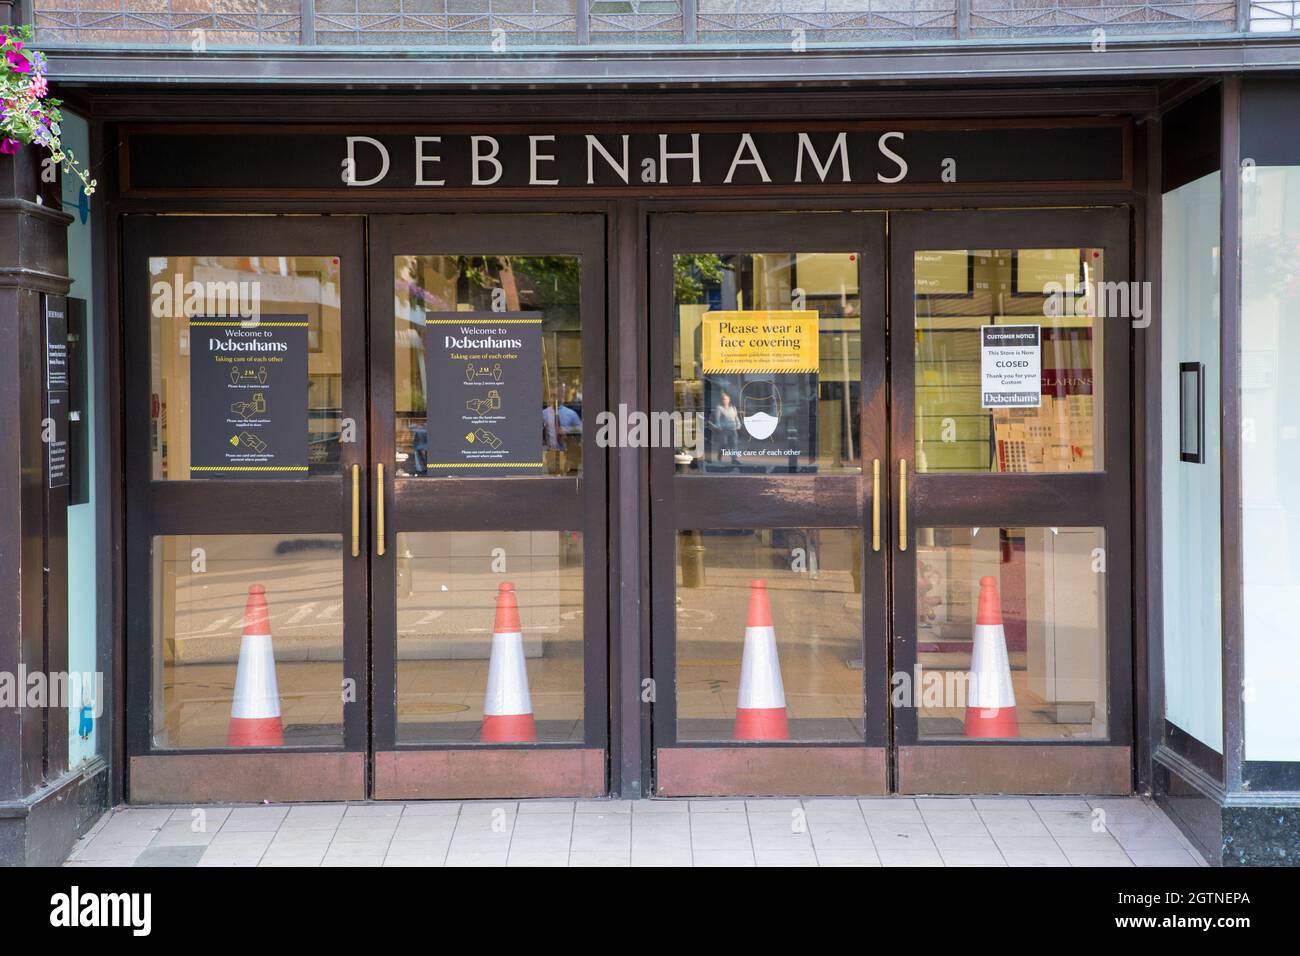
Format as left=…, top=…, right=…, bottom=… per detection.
left=589, top=0, right=684, bottom=44
left=313, top=0, right=579, bottom=47
left=970, top=0, right=1236, bottom=36
left=1250, top=0, right=1300, bottom=30
left=32, top=0, right=302, bottom=46
left=696, top=0, right=956, bottom=44
left=30, top=0, right=1294, bottom=47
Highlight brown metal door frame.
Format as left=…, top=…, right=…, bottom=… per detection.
left=122, top=214, right=370, bottom=803
left=889, top=207, right=1135, bottom=795
left=649, top=211, right=891, bottom=797
left=367, top=213, right=609, bottom=799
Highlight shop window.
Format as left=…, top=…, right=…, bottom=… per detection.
left=672, top=252, right=862, bottom=476
left=147, top=254, right=344, bottom=481
left=393, top=255, right=583, bottom=478
left=914, top=526, right=1109, bottom=740
left=674, top=527, right=864, bottom=742
left=912, top=249, right=1106, bottom=474
left=394, top=530, right=585, bottom=744
left=151, top=533, right=345, bottom=750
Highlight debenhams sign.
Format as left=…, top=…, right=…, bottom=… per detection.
left=344, top=132, right=914, bottom=187
left=124, top=126, right=1125, bottom=192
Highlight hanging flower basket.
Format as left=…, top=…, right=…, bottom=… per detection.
left=1, top=25, right=95, bottom=196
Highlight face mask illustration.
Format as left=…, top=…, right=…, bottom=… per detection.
left=741, top=380, right=782, bottom=441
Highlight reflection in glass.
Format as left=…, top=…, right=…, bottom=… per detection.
left=913, top=249, right=1105, bottom=473
left=673, top=251, right=861, bottom=475
left=395, top=531, right=584, bottom=744
left=675, top=528, right=864, bottom=741
left=151, top=534, right=345, bottom=749
left=147, top=255, right=344, bottom=480
left=915, top=527, right=1108, bottom=740
left=393, top=255, right=583, bottom=477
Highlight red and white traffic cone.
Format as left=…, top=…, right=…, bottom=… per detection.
left=734, top=579, right=790, bottom=741
left=964, top=575, right=1020, bottom=738
left=227, top=584, right=284, bottom=747
left=481, top=582, right=537, bottom=743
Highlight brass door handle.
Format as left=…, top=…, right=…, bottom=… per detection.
left=871, top=458, right=881, bottom=553
left=351, top=464, right=360, bottom=557
left=898, top=459, right=908, bottom=552
left=376, top=462, right=386, bottom=556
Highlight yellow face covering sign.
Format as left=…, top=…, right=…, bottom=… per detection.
left=701, top=310, right=820, bottom=374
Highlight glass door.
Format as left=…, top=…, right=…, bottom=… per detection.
left=649, top=212, right=890, bottom=796
left=368, top=214, right=609, bottom=799
left=123, top=215, right=370, bottom=802
left=889, top=208, right=1134, bottom=794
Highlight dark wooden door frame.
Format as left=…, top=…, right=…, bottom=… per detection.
left=889, top=207, right=1135, bottom=795
left=366, top=213, right=609, bottom=799
left=121, top=214, right=370, bottom=802
left=648, top=211, right=891, bottom=797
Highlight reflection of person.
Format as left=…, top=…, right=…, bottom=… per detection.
left=543, top=402, right=582, bottom=450
left=917, top=560, right=943, bottom=627
left=709, top=390, right=740, bottom=461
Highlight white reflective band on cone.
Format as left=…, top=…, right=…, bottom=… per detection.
left=484, top=631, right=533, bottom=716
left=967, top=622, right=1017, bottom=709
left=230, top=633, right=281, bottom=719
left=736, top=625, right=787, bottom=710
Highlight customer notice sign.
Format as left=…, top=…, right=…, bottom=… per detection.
left=980, top=324, right=1041, bottom=409
left=189, top=316, right=310, bottom=478
left=423, top=311, right=545, bottom=476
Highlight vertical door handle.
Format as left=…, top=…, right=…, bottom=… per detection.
left=898, top=459, right=908, bottom=552
left=871, top=458, right=881, bottom=552
left=376, top=463, right=386, bottom=556
left=351, top=464, right=360, bottom=557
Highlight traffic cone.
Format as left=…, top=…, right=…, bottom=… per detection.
left=481, top=582, right=537, bottom=743
left=227, top=584, right=284, bottom=747
left=964, top=575, right=1020, bottom=738
left=734, top=579, right=790, bottom=740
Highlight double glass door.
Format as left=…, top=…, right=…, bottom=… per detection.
left=650, top=209, right=1132, bottom=796
left=125, top=213, right=607, bottom=802
left=124, top=206, right=1131, bottom=804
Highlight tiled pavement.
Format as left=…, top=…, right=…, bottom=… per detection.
left=64, top=796, right=1207, bottom=867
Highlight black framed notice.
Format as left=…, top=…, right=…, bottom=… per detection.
left=1011, top=248, right=1085, bottom=297
left=44, top=294, right=70, bottom=490
left=188, top=314, right=310, bottom=478
left=422, top=311, right=545, bottom=476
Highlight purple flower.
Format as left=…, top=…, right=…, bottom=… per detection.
left=0, top=139, right=21, bottom=156
left=6, top=50, right=31, bottom=74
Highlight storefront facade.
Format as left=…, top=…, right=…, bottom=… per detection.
left=2, top=5, right=1299, bottom=866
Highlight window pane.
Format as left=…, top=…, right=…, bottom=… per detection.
left=673, top=252, right=861, bottom=475
left=151, top=533, right=345, bottom=749
left=913, top=249, right=1105, bottom=474
left=675, top=528, right=864, bottom=741
left=148, top=255, right=344, bottom=480
left=394, top=255, right=583, bottom=478
left=395, top=531, right=584, bottom=744
left=915, top=527, right=1108, bottom=740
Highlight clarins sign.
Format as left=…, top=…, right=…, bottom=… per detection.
left=123, top=124, right=1128, bottom=194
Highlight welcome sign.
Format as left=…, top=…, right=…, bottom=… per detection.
left=189, top=316, right=310, bottom=477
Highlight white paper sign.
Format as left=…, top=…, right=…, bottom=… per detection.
left=980, top=324, right=1041, bottom=408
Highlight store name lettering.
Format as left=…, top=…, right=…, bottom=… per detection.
left=342, top=132, right=910, bottom=187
